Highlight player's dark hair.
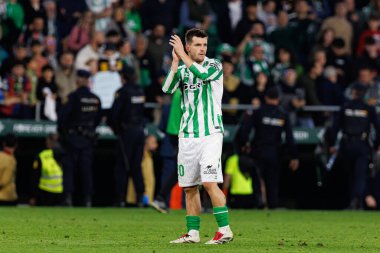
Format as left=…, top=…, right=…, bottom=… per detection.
left=185, top=28, right=208, bottom=45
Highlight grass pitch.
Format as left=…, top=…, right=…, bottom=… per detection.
left=0, top=208, right=379, bottom=253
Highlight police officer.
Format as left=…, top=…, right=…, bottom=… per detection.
left=58, top=69, right=101, bottom=207
left=241, top=87, right=299, bottom=209
left=329, top=83, right=380, bottom=209
left=108, top=66, right=146, bottom=207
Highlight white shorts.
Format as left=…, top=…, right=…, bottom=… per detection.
left=177, top=133, right=223, bottom=187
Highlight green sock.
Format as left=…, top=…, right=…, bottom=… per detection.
left=213, top=206, right=229, bottom=227
left=186, top=216, right=200, bottom=232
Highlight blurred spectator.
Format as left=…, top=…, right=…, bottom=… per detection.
left=0, top=61, right=32, bottom=118
left=321, top=1, right=353, bottom=55
left=22, top=16, right=46, bottom=46
left=86, top=0, right=112, bottom=32
left=271, top=47, right=299, bottom=84
left=326, top=38, right=352, bottom=88
left=0, top=134, right=18, bottom=206
left=317, top=28, right=335, bottom=51
left=123, top=0, right=142, bottom=34
left=141, top=0, right=176, bottom=34
left=180, top=0, right=212, bottom=32
left=318, top=66, right=345, bottom=106
left=105, top=29, right=122, bottom=45
left=346, top=66, right=380, bottom=106
left=25, top=56, right=39, bottom=106
left=288, top=0, right=318, bottom=62
left=75, top=31, right=104, bottom=70
left=56, top=0, right=88, bottom=38
left=298, top=62, right=323, bottom=107
left=43, top=0, right=58, bottom=37
left=278, top=69, right=306, bottom=126
left=357, top=37, right=380, bottom=75
left=222, top=57, right=245, bottom=124
left=44, top=35, right=58, bottom=69
left=356, top=13, right=380, bottom=56
left=1, top=0, right=24, bottom=51
left=257, top=0, right=277, bottom=34
left=310, top=0, right=331, bottom=19
left=147, top=24, right=169, bottom=74
left=360, top=0, right=380, bottom=23
left=238, top=44, right=270, bottom=87
left=67, top=11, right=94, bottom=53
left=135, top=34, right=155, bottom=88
left=310, top=48, right=327, bottom=68
left=30, top=134, right=63, bottom=206
left=118, top=39, right=140, bottom=80
left=30, top=39, right=48, bottom=77
left=23, top=0, right=46, bottom=26
left=215, top=0, right=243, bottom=45
left=215, top=43, right=236, bottom=63
left=106, top=6, right=134, bottom=43
left=236, top=21, right=274, bottom=64
left=0, top=43, right=28, bottom=77
left=233, top=2, right=262, bottom=46
left=36, top=65, right=57, bottom=120
left=249, top=72, right=270, bottom=107
left=55, top=51, right=76, bottom=104
left=269, top=10, right=296, bottom=53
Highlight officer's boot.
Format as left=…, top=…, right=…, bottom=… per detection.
left=63, top=194, right=73, bottom=207
left=84, top=196, right=92, bottom=208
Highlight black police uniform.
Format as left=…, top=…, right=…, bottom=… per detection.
left=108, top=80, right=146, bottom=206
left=241, top=104, right=297, bottom=209
left=330, top=94, right=380, bottom=209
left=58, top=72, right=101, bottom=206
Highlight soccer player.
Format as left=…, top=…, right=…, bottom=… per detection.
left=162, top=28, right=233, bottom=244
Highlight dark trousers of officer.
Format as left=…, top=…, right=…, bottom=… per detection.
left=36, top=189, right=63, bottom=206
left=114, top=126, right=145, bottom=205
left=228, top=194, right=256, bottom=209
left=157, top=134, right=179, bottom=204
left=253, top=146, right=281, bottom=209
left=340, top=139, right=370, bottom=205
left=63, top=135, right=94, bottom=205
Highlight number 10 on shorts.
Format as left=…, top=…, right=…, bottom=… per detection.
left=178, top=164, right=185, bottom=177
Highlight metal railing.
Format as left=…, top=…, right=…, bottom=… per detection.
left=145, top=102, right=342, bottom=112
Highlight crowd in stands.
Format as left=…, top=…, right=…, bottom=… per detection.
left=2, top=0, right=380, bottom=209
left=0, top=0, right=380, bottom=127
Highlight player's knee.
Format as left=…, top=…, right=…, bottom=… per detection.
left=202, top=182, right=218, bottom=193
left=183, top=186, right=198, bottom=195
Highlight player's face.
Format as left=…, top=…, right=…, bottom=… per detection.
left=186, top=36, right=207, bottom=63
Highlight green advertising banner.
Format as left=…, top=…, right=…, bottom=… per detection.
left=0, top=120, right=323, bottom=144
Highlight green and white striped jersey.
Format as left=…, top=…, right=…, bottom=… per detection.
left=162, top=57, right=224, bottom=138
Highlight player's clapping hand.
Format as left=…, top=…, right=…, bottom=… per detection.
left=172, top=49, right=180, bottom=62
left=169, top=35, right=186, bottom=58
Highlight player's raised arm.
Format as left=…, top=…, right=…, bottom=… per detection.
left=162, top=49, right=181, bottom=94
left=188, top=60, right=222, bottom=81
